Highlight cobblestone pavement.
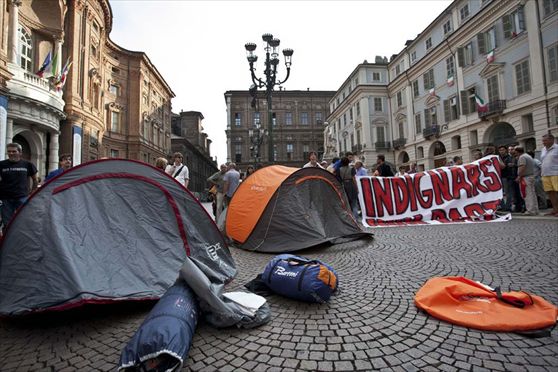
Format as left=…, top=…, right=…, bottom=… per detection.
left=1, top=218, right=557, bottom=371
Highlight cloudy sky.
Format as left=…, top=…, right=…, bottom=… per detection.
left=108, top=0, right=452, bottom=164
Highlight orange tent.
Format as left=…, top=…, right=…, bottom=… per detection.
left=226, top=165, right=372, bottom=252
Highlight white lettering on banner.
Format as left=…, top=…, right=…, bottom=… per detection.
left=250, top=185, right=266, bottom=192
left=275, top=266, right=298, bottom=278
left=356, top=156, right=511, bottom=227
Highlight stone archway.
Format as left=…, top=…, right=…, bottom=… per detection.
left=398, top=151, right=410, bottom=165
left=486, top=122, right=516, bottom=147
left=430, top=141, right=447, bottom=168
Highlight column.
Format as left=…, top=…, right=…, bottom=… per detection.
left=6, top=118, right=14, bottom=144
left=54, top=37, right=63, bottom=77
left=7, top=0, right=22, bottom=64
left=49, top=132, right=59, bottom=173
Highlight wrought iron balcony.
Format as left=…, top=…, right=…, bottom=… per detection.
left=392, top=137, right=407, bottom=149
left=422, top=125, right=440, bottom=139
left=478, top=100, right=506, bottom=120
left=351, top=144, right=363, bottom=153
left=375, top=141, right=391, bottom=149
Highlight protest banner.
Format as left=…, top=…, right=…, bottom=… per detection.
left=356, top=156, right=511, bottom=227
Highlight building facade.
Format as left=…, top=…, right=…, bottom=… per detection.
left=326, top=0, right=558, bottom=172
left=225, top=89, right=335, bottom=171
left=171, top=110, right=218, bottom=196
left=0, top=0, right=175, bottom=178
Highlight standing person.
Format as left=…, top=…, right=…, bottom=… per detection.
left=453, top=156, right=463, bottom=166
left=154, top=157, right=168, bottom=171
left=515, top=147, right=538, bottom=215
left=244, top=165, right=255, bottom=179
left=527, top=150, right=547, bottom=209
left=165, top=152, right=189, bottom=189
left=408, top=163, right=418, bottom=174
left=44, top=154, right=72, bottom=182
left=0, top=143, right=39, bottom=229
left=303, top=151, right=324, bottom=168
left=335, top=157, right=359, bottom=220
left=396, top=166, right=407, bottom=176
left=498, top=146, right=514, bottom=212
left=354, top=161, right=367, bottom=176
left=207, top=164, right=227, bottom=221
left=223, top=162, right=241, bottom=207
left=509, top=146, right=524, bottom=212
left=374, top=154, right=395, bottom=177
left=472, top=149, right=483, bottom=160
left=541, top=134, right=558, bottom=216
left=327, top=157, right=340, bottom=174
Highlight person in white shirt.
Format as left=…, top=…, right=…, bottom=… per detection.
left=165, top=152, right=189, bottom=189
left=303, top=151, right=324, bottom=169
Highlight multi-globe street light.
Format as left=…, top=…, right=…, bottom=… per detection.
left=245, top=33, right=293, bottom=164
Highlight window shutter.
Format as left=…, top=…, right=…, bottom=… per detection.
left=423, top=72, right=429, bottom=90
left=460, top=90, right=469, bottom=115
left=457, top=47, right=465, bottom=67
left=477, top=33, right=486, bottom=55
left=443, top=100, right=451, bottom=123
left=455, top=94, right=461, bottom=117
left=503, top=15, right=512, bottom=39
left=518, top=6, right=525, bottom=31
left=424, top=109, right=431, bottom=127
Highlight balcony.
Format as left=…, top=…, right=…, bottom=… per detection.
left=392, top=137, right=407, bottom=150
left=478, top=100, right=506, bottom=120
left=6, top=63, right=65, bottom=112
left=375, top=141, right=391, bottom=149
left=422, top=125, right=440, bottom=139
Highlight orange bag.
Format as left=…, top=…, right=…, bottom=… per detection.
left=415, top=276, right=558, bottom=332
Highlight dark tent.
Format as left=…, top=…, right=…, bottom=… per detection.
left=0, top=159, right=236, bottom=316
left=226, top=165, right=372, bottom=252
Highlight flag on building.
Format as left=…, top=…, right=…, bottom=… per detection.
left=50, top=51, right=59, bottom=78
left=447, top=76, right=454, bottom=87
left=36, top=51, right=51, bottom=78
left=429, top=88, right=437, bottom=97
left=55, top=58, right=72, bottom=91
left=475, top=94, right=488, bottom=112
left=486, top=49, right=495, bottom=63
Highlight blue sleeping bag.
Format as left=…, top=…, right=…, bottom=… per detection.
left=118, top=280, right=199, bottom=371
left=262, top=254, right=338, bottom=303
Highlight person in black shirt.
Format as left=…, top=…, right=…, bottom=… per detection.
left=374, top=154, right=395, bottom=177
left=0, top=143, right=38, bottom=229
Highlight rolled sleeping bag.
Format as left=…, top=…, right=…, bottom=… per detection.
left=118, top=280, right=199, bottom=371
left=262, top=254, right=338, bottom=303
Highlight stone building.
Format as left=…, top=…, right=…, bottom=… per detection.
left=0, top=0, right=175, bottom=178
left=224, top=89, right=335, bottom=171
left=326, top=0, right=558, bottom=171
left=171, top=110, right=217, bottom=196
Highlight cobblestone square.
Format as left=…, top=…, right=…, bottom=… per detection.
left=0, top=218, right=557, bottom=371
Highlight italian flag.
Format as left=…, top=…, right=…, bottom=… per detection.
left=475, top=94, right=488, bottom=112
left=447, top=76, right=454, bottom=87
left=486, top=49, right=495, bottom=63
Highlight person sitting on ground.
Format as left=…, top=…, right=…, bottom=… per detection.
left=302, top=151, right=324, bottom=169
left=154, top=157, right=168, bottom=171
left=45, top=154, right=72, bottom=182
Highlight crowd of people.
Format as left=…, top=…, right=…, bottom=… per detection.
left=0, top=134, right=556, bottom=234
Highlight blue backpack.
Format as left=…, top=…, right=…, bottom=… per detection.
left=262, top=254, right=338, bottom=303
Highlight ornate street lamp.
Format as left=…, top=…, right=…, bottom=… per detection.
left=245, top=33, right=293, bottom=164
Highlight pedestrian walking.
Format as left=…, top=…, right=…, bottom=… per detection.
left=0, top=143, right=38, bottom=230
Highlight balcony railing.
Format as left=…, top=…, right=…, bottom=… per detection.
left=478, top=100, right=506, bottom=120
left=351, top=144, right=363, bottom=153
left=375, top=141, right=391, bottom=149
left=422, top=125, right=440, bottom=139
left=392, top=137, right=407, bottom=149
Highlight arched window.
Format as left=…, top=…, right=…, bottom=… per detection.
left=19, top=28, right=33, bottom=72
left=434, top=141, right=447, bottom=156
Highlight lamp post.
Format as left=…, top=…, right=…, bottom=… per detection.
left=248, top=123, right=266, bottom=165
left=245, top=33, right=293, bottom=164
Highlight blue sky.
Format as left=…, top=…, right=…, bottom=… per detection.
left=109, top=0, right=452, bottom=164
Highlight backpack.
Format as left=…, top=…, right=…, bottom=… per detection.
left=262, top=254, right=338, bottom=303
